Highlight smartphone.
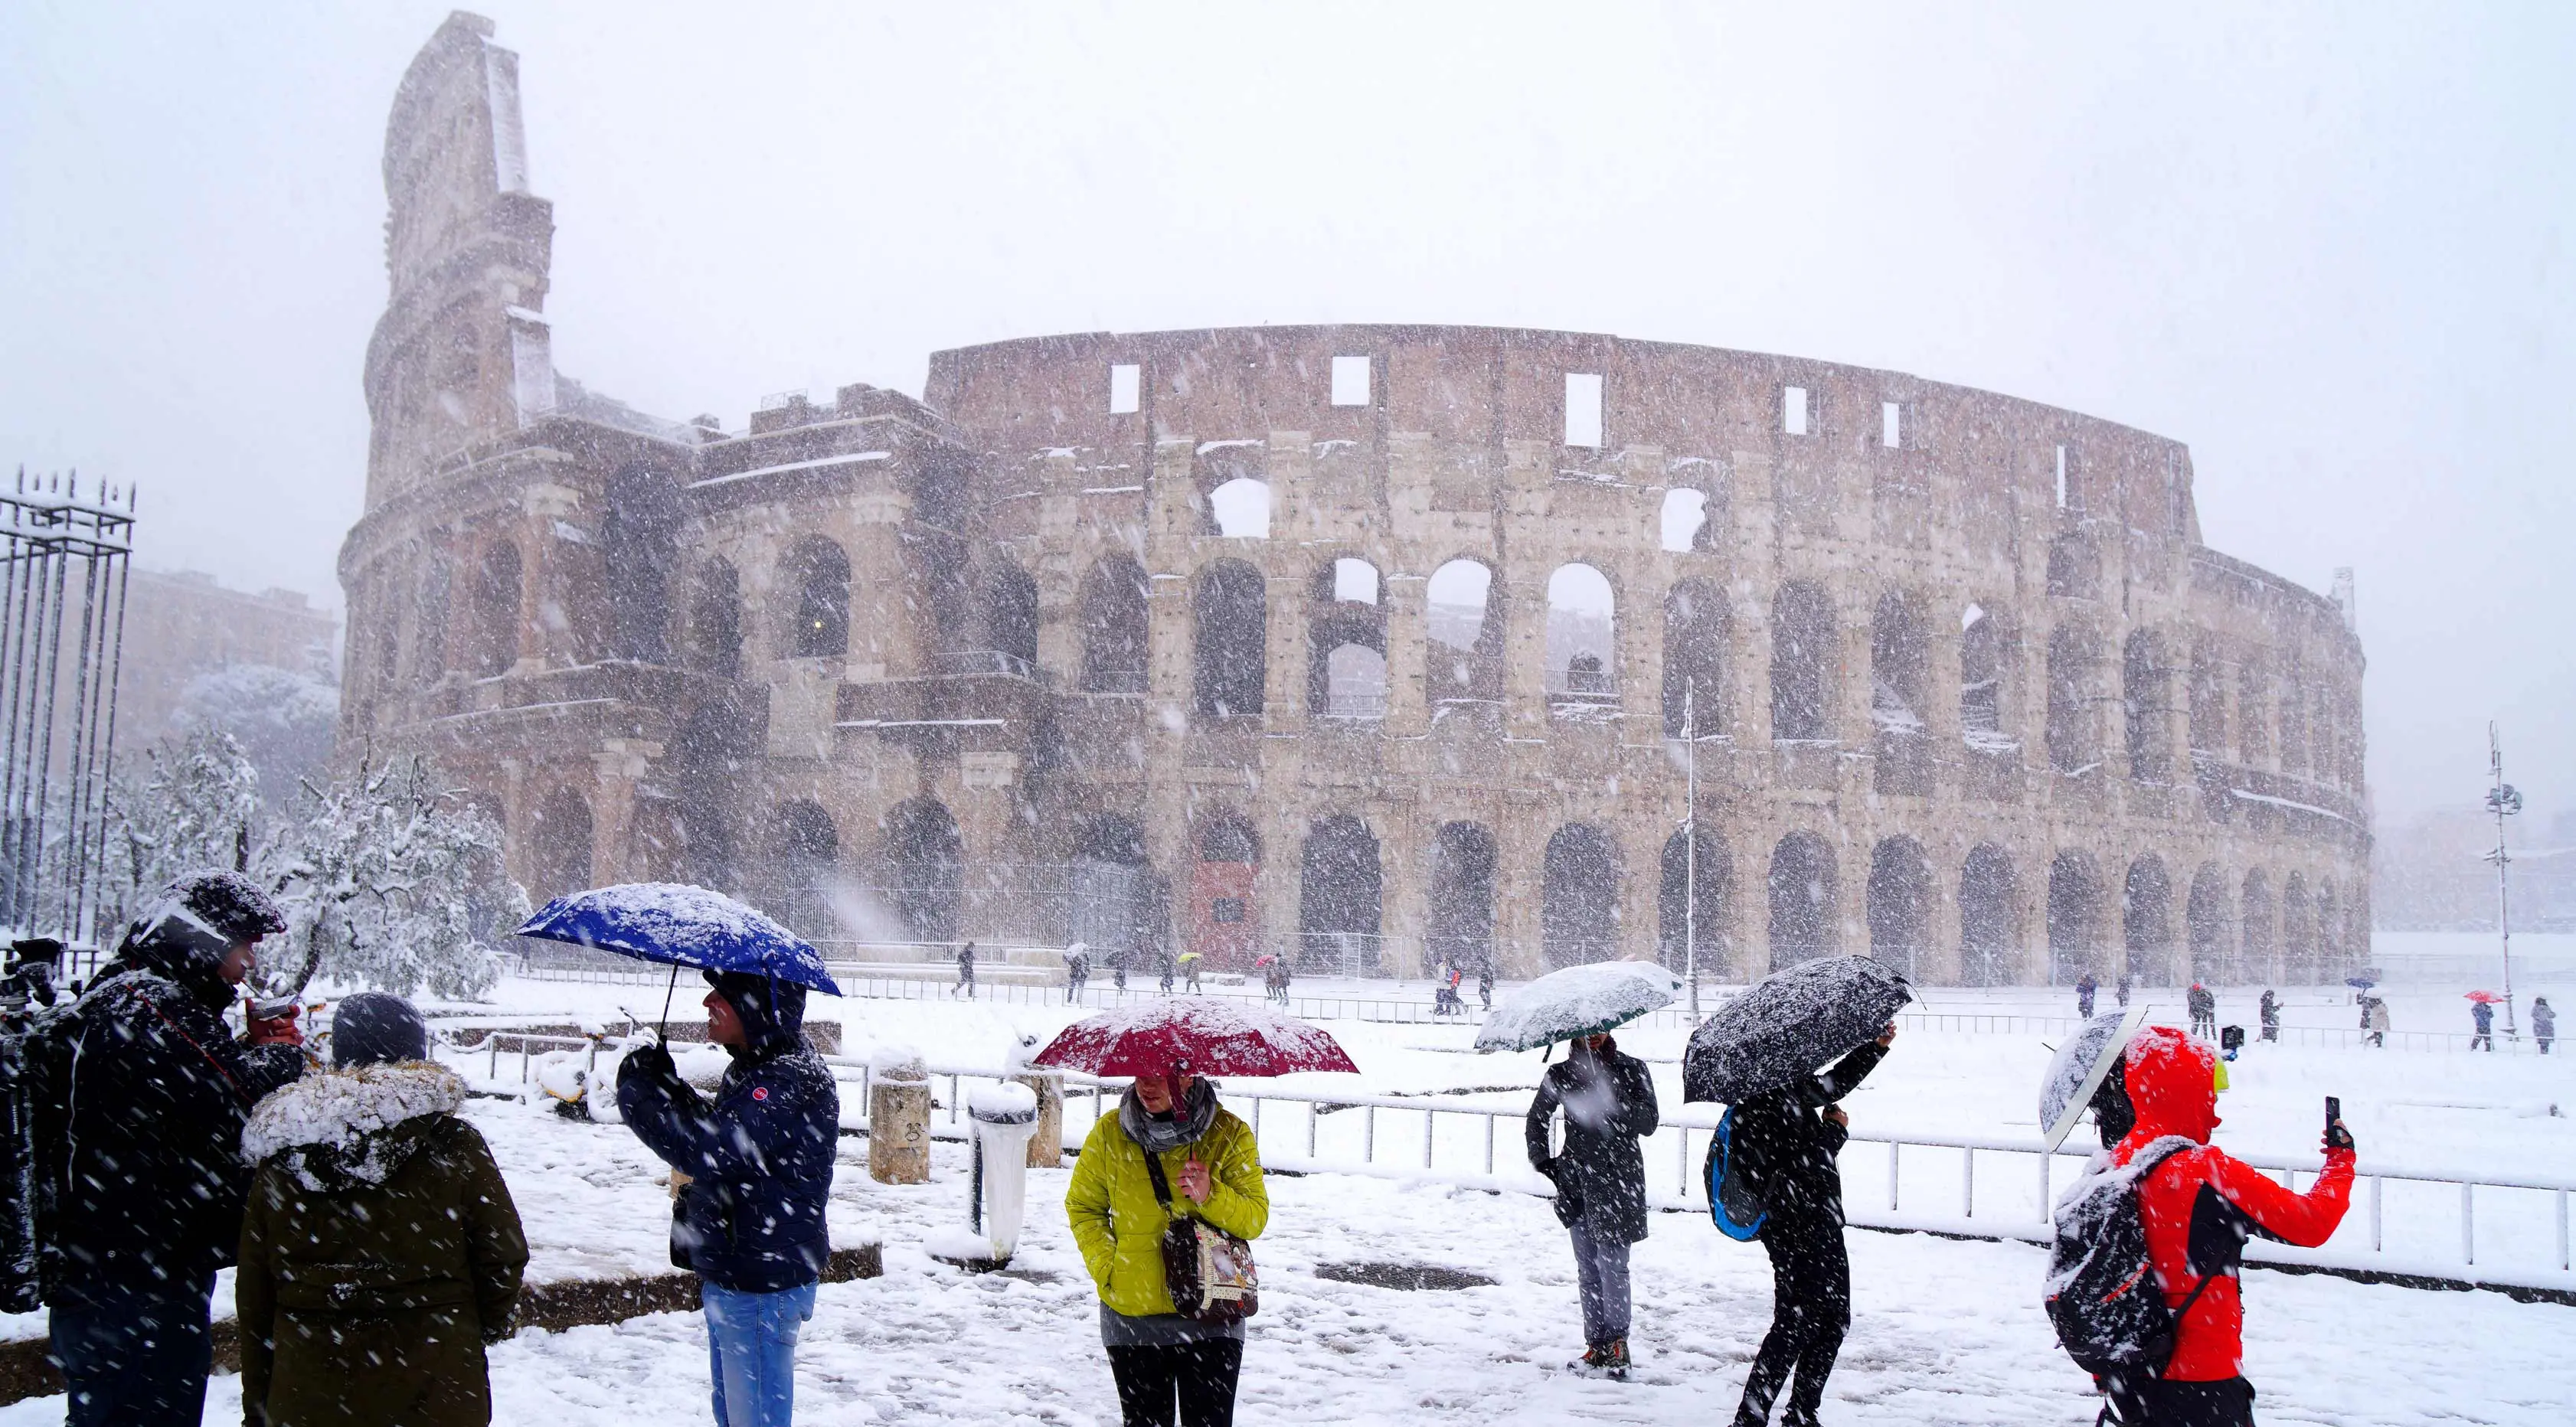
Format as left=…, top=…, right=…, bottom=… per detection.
left=2324, top=1096, right=2341, bottom=1134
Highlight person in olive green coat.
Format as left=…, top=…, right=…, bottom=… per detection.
left=236, top=993, right=528, bottom=1427
left=1066, top=1068, right=1267, bottom=1427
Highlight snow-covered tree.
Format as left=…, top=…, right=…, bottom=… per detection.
left=174, top=663, right=338, bottom=815
left=96, top=727, right=263, bottom=932
left=260, top=751, right=527, bottom=1001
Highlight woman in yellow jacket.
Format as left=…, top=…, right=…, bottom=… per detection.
left=1066, top=1066, right=1267, bottom=1427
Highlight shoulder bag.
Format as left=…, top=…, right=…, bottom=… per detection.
left=1142, top=1150, right=1257, bottom=1323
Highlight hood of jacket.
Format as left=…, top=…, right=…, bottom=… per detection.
left=242, top=1061, right=466, bottom=1190
left=709, top=971, right=806, bottom=1058
left=2118, top=1024, right=2220, bottom=1152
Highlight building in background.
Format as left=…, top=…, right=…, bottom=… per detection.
left=119, top=568, right=337, bottom=751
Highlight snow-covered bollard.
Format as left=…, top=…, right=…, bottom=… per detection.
left=930, top=1081, right=1040, bottom=1269
left=1015, top=1069, right=1064, bottom=1167
left=869, top=1044, right=931, bottom=1184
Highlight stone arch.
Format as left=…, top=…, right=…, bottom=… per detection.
left=1958, top=844, right=2019, bottom=987
left=1770, top=581, right=1837, bottom=740
left=2188, top=639, right=2226, bottom=755
left=1425, top=558, right=1502, bottom=707
left=978, top=557, right=1041, bottom=673
left=884, top=798, right=963, bottom=942
left=2315, top=877, right=2340, bottom=977
left=2241, top=870, right=2276, bottom=982
left=1299, top=815, right=1383, bottom=972
left=2046, top=625, right=2100, bottom=774
left=2122, top=854, right=2173, bottom=985
left=1543, top=824, right=1623, bottom=967
left=2187, top=864, right=2231, bottom=983
left=780, top=536, right=851, bottom=658
left=1545, top=564, right=1617, bottom=702
left=528, top=785, right=593, bottom=903
left=1662, top=580, right=1727, bottom=739
left=1866, top=835, right=1934, bottom=978
left=1309, top=558, right=1388, bottom=719
left=1871, top=591, right=1930, bottom=792
left=1079, top=554, right=1149, bottom=694
left=2048, top=851, right=2106, bottom=985
left=1960, top=603, right=2007, bottom=746
left=1767, top=831, right=1837, bottom=968
left=2281, top=872, right=2313, bottom=984
left=603, top=465, right=683, bottom=664
left=1428, top=821, right=1499, bottom=971
left=672, top=699, right=752, bottom=890
left=2124, top=629, right=2169, bottom=781
left=1657, top=826, right=1730, bottom=971
left=471, top=540, right=521, bottom=677
left=1192, top=559, right=1267, bottom=719
left=1071, top=813, right=1154, bottom=968
left=687, top=558, right=743, bottom=678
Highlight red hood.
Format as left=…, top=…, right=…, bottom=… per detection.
left=2120, top=1024, right=2220, bottom=1150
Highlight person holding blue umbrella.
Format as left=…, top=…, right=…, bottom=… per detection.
left=519, top=884, right=842, bottom=1427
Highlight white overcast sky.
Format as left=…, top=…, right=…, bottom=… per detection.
left=2, top=2, right=2569, bottom=822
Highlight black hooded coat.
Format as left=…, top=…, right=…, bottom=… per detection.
left=1524, top=1038, right=1660, bottom=1245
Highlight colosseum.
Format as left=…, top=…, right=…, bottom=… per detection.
left=339, top=14, right=2368, bottom=987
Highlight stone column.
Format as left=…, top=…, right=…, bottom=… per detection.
left=868, top=1050, right=932, bottom=1184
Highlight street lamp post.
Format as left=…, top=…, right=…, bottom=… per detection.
left=2486, top=721, right=2522, bottom=1040
left=1684, top=686, right=1700, bottom=1017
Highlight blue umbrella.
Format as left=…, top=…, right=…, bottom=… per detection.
left=517, top=883, right=842, bottom=1030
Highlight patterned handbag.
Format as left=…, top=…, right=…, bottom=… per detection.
left=1143, top=1152, right=1257, bottom=1323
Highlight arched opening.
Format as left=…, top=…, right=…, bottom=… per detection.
left=1189, top=808, right=1260, bottom=969
left=2315, top=878, right=2340, bottom=978
left=528, top=785, right=593, bottom=903
left=781, top=537, right=851, bottom=658
left=2048, top=852, right=2104, bottom=985
left=1209, top=477, right=1271, bottom=539
left=371, top=577, right=405, bottom=690
left=1079, top=555, right=1149, bottom=694
left=2122, top=855, right=2173, bottom=985
left=471, top=541, right=521, bottom=677
left=2241, top=870, right=2276, bottom=982
left=1545, top=564, right=1617, bottom=702
left=1192, top=559, right=1267, bottom=719
left=1662, top=580, right=1727, bottom=740
left=603, top=465, right=682, bottom=664
left=2188, top=642, right=2225, bottom=755
left=1543, top=825, right=1623, bottom=967
left=2281, top=872, right=2313, bottom=984
left=1866, top=836, right=1934, bottom=977
left=1770, top=581, right=1836, bottom=740
left=979, top=560, right=1041, bottom=674
left=1958, top=844, right=2018, bottom=987
left=1071, top=814, right=1154, bottom=971
left=1299, top=815, right=1382, bottom=974
left=1424, top=560, right=1502, bottom=708
left=687, top=559, right=742, bottom=678
left=1309, top=559, right=1388, bottom=719
left=762, top=798, right=839, bottom=936
left=1871, top=591, right=1930, bottom=792
left=2046, top=625, right=2099, bottom=774
left=673, top=698, right=753, bottom=891
left=884, top=798, right=962, bottom=942
left=1657, top=827, right=1730, bottom=971
left=2124, top=629, right=2169, bottom=781
left=1429, top=821, right=1499, bottom=972
left=1767, top=831, right=1837, bottom=968
left=1660, top=488, right=1708, bottom=552
left=2187, top=864, right=2231, bottom=984
left=1960, top=603, right=2007, bottom=749
left=412, top=557, right=451, bottom=681
left=2238, top=658, right=2272, bottom=766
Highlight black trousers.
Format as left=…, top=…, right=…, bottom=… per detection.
left=1735, top=1216, right=1850, bottom=1427
left=1107, top=1339, right=1244, bottom=1427
left=2107, top=1375, right=2256, bottom=1426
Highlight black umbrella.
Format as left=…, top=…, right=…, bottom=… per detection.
left=1683, top=955, right=1913, bottom=1103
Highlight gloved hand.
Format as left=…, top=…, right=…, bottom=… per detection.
left=246, top=1004, right=303, bottom=1047
left=2325, top=1115, right=2355, bottom=1154
left=619, top=1041, right=678, bottom=1086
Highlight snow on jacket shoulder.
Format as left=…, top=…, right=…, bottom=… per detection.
left=2113, top=1026, right=2352, bottom=1383
left=616, top=1041, right=839, bottom=1293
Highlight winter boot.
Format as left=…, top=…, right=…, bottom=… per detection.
left=1571, top=1342, right=1607, bottom=1374
left=1602, top=1337, right=1631, bottom=1380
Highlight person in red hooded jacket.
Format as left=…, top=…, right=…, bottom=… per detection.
left=2108, top=1026, right=2355, bottom=1425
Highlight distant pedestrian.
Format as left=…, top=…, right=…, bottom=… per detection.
left=1725, top=1023, right=1897, bottom=1425
left=1067, top=945, right=1091, bottom=1004
left=2187, top=982, right=2217, bottom=1039
left=1159, top=951, right=1176, bottom=996
left=2533, top=998, right=2555, bottom=1055
left=1477, top=961, right=1495, bottom=1011
left=2258, top=988, right=2280, bottom=1043
left=1526, top=1034, right=1659, bottom=1378
left=956, top=941, right=979, bottom=999
left=2470, top=998, right=2495, bottom=1051
left=1113, top=954, right=1129, bottom=993
left=2364, top=996, right=2390, bottom=1048
left=2115, top=975, right=2132, bottom=1010
left=1182, top=954, right=1204, bottom=995
left=2076, top=972, right=2099, bottom=1019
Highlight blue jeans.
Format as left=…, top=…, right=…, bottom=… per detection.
left=48, top=1273, right=216, bottom=1427
left=703, top=1279, right=818, bottom=1427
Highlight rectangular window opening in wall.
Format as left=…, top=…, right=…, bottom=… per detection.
left=1784, top=386, right=1809, bottom=436
left=1109, top=363, right=1142, bottom=415
left=1881, top=401, right=1902, bottom=449
left=2055, top=444, right=2069, bottom=508
left=1564, top=373, right=1603, bottom=448
left=1330, top=355, right=1371, bottom=407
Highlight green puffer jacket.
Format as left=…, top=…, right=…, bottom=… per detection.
left=236, top=1063, right=528, bottom=1427
left=1065, top=1099, right=1267, bottom=1318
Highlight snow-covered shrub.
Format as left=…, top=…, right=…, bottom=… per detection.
left=173, top=663, right=338, bottom=815
left=96, top=727, right=263, bottom=932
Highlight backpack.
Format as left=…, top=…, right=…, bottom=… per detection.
left=2044, top=1138, right=2216, bottom=1389
left=0, top=999, right=80, bottom=1313
left=1703, top=1107, right=1767, bottom=1242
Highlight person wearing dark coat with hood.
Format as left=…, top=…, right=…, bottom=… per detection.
left=1724, top=1024, right=1895, bottom=1427
left=237, top=992, right=528, bottom=1427
left=1525, top=1033, right=1659, bottom=1377
left=44, top=871, right=306, bottom=1427
left=2534, top=997, right=2556, bottom=1055
left=617, top=971, right=839, bottom=1427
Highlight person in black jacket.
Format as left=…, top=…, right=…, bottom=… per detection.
left=45, top=871, right=306, bottom=1427
left=1725, top=1023, right=1896, bottom=1427
left=617, top=970, right=839, bottom=1427
left=1525, top=1032, right=1659, bottom=1378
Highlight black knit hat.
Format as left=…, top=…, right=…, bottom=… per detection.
left=332, top=991, right=428, bottom=1067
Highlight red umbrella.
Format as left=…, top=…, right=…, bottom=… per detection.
left=2465, top=990, right=2506, bottom=1004
left=1031, top=997, right=1358, bottom=1077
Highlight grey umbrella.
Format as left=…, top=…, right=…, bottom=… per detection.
left=1682, top=955, right=1913, bottom=1103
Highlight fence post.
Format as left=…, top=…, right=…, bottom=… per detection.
left=2371, top=1177, right=2383, bottom=1252
left=1423, top=1109, right=1434, bottom=1169
left=1307, top=1102, right=1319, bottom=1160
left=1365, top=1105, right=1376, bottom=1164
left=1484, top=1115, right=1495, bottom=1176
left=2462, top=1184, right=2476, bottom=1265
left=1962, top=1147, right=1974, bottom=1219
left=2557, top=1188, right=2568, bottom=1272
left=2038, top=1151, right=2051, bottom=1224
left=1678, top=1128, right=1690, bottom=1195
left=487, top=1037, right=498, bottom=1079
left=1888, top=1141, right=1901, bottom=1212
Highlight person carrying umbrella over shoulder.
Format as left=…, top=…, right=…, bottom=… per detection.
left=2470, top=995, right=2495, bottom=1051
left=1525, top=1031, right=1659, bottom=1377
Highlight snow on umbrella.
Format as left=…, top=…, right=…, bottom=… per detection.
left=2037, top=1004, right=2152, bottom=1154
left=1682, top=955, right=1912, bottom=1105
left=2465, top=990, right=2506, bottom=1004
left=1473, top=959, right=1681, bottom=1053
left=2344, top=976, right=2378, bottom=991
left=516, top=883, right=842, bottom=995
left=1031, top=997, right=1358, bottom=1078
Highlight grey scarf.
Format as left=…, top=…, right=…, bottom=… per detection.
left=1119, top=1078, right=1218, bottom=1154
